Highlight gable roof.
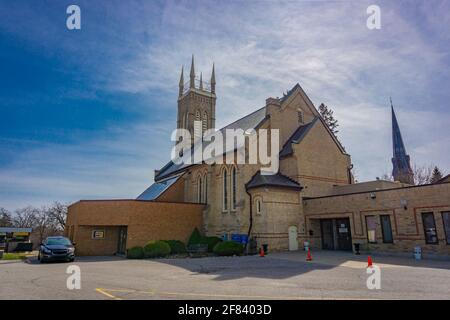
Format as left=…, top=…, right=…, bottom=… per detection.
left=136, top=174, right=182, bottom=200
left=154, top=106, right=268, bottom=181
left=279, top=117, right=319, bottom=158
left=245, top=171, right=302, bottom=191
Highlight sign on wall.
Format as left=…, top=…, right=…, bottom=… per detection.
left=92, top=230, right=105, bottom=239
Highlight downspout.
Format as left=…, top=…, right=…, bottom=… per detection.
left=245, top=188, right=253, bottom=254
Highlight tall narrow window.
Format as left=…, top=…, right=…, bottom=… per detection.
left=255, top=198, right=262, bottom=215
left=231, top=167, right=237, bottom=210
left=194, top=110, right=201, bottom=140
left=203, top=173, right=208, bottom=204
left=222, top=168, right=228, bottom=211
left=184, top=113, right=189, bottom=129
left=422, top=212, right=438, bottom=244
left=297, top=110, right=304, bottom=124
left=380, top=215, right=393, bottom=243
left=442, top=212, right=450, bottom=245
left=202, top=111, right=208, bottom=134
left=366, top=216, right=377, bottom=243
left=197, top=176, right=202, bottom=203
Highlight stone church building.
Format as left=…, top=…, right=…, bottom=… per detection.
left=67, top=57, right=450, bottom=257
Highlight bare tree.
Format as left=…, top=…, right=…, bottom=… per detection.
left=46, top=202, right=68, bottom=232
left=34, top=209, right=59, bottom=245
left=12, top=206, right=39, bottom=228
left=412, top=163, right=434, bottom=185
left=0, top=208, right=13, bottom=227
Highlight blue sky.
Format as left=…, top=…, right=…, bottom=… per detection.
left=1, top=0, right=449, bottom=210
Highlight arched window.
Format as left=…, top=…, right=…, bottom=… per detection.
left=231, top=166, right=237, bottom=210
left=197, top=175, right=202, bottom=203
left=203, top=173, right=208, bottom=204
left=222, top=167, right=228, bottom=211
left=202, top=111, right=208, bottom=133
left=255, top=198, right=262, bottom=215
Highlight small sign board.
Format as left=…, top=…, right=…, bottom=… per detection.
left=92, top=230, right=105, bottom=239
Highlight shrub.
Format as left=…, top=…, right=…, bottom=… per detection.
left=143, top=240, right=171, bottom=258
left=213, top=241, right=244, bottom=256
left=127, top=246, right=144, bottom=259
left=163, top=240, right=187, bottom=254
left=204, top=236, right=222, bottom=252
left=188, top=228, right=203, bottom=246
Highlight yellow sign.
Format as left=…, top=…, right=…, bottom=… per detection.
left=13, top=232, right=30, bottom=236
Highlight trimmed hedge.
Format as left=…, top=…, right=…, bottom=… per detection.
left=213, top=241, right=244, bottom=256
left=188, top=228, right=223, bottom=252
left=163, top=240, right=187, bottom=254
left=204, top=236, right=222, bottom=252
left=143, top=240, right=171, bottom=258
left=127, top=246, right=144, bottom=259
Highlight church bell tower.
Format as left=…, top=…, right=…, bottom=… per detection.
left=177, top=55, right=216, bottom=143
left=391, top=98, right=414, bottom=184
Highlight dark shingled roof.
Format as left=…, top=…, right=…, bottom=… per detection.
left=279, top=117, right=318, bottom=158
left=154, top=106, right=268, bottom=181
left=245, top=171, right=302, bottom=191
left=136, top=174, right=182, bottom=200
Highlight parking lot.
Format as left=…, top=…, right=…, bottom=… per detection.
left=1, top=251, right=449, bottom=300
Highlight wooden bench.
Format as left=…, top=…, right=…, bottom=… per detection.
left=187, top=244, right=208, bottom=257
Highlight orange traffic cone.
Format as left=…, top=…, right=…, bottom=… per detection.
left=306, top=248, right=312, bottom=261
left=367, top=256, right=373, bottom=268
left=259, top=247, right=265, bottom=257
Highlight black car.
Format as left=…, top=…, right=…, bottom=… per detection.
left=38, top=236, right=75, bottom=263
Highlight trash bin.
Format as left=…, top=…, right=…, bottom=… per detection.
left=353, top=243, right=361, bottom=255
left=248, top=238, right=258, bottom=255
left=262, top=244, right=268, bottom=255
left=414, top=246, right=422, bottom=260
left=303, top=241, right=309, bottom=252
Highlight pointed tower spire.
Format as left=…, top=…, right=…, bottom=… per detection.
left=210, top=63, right=216, bottom=94
left=190, top=54, right=195, bottom=88
left=178, top=65, right=184, bottom=97
left=199, top=72, right=203, bottom=90
left=391, top=98, right=414, bottom=184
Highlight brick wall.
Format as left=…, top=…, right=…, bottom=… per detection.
left=303, top=182, right=450, bottom=256
left=66, top=200, right=204, bottom=256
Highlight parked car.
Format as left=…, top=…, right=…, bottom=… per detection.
left=38, top=236, right=75, bottom=263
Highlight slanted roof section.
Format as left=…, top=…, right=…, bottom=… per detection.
left=246, top=171, right=302, bottom=191
left=219, top=106, right=267, bottom=133
left=155, top=107, right=267, bottom=181
left=435, top=174, right=450, bottom=184
left=136, top=174, right=182, bottom=200
left=279, top=117, right=318, bottom=158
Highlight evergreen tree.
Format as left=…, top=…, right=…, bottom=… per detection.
left=318, top=103, right=339, bottom=135
left=430, top=166, right=443, bottom=183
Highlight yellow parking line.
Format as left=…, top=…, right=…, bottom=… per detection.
left=95, top=288, right=122, bottom=300
left=97, top=287, right=376, bottom=300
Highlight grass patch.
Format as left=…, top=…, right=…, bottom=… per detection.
left=1, top=253, right=28, bottom=260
